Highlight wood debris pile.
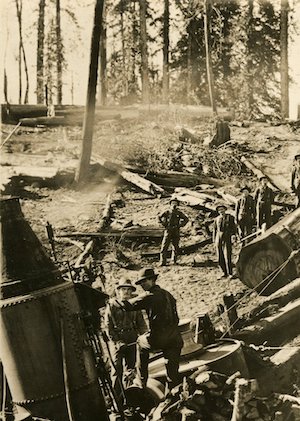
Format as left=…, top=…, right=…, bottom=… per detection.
left=148, top=368, right=300, bottom=421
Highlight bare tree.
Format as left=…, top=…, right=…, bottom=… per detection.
left=139, top=0, right=149, bottom=103
left=246, top=0, right=254, bottom=118
left=75, top=0, right=104, bottom=183
left=56, top=0, right=63, bottom=105
left=280, top=0, right=289, bottom=119
left=203, top=0, right=217, bottom=114
left=15, top=0, right=29, bottom=104
left=37, top=0, right=46, bottom=104
left=99, top=1, right=107, bottom=106
left=162, top=0, right=169, bottom=103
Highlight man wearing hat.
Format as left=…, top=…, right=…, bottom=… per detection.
left=254, top=176, right=274, bottom=229
left=104, top=279, right=147, bottom=399
left=213, top=203, right=236, bottom=279
left=291, top=153, right=300, bottom=207
left=235, top=186, right=255, bottom=243
left=158, top=198, right=189, bottom=266
left=122, top=268, right=183, bottom=391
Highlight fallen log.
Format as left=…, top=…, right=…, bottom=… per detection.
left=20, top=116, right=65, bottom=127
left=240, top=156, right=280, bottom=191
left=174, top=188, right=216, bottom=211
left=235, top=297, right=300, bottom=346
left=57, top=226, right=164, bottom=240
left=236, top=208, right=300, bottom=295
left=74, top=240, right=94, bottom=268
left=98, top=193, right=114, bottom=231
left=94, top=156, right=165, bottom=196
left=146, top=171, right=223, bottom=188
left=178, top=127, right=201, bottom=143
left=217, top=189, right=237, bottom=205
left=1, top=104, right=48, bottom=124
left=141, top=238, right=212, bottom=258
left=248, top=277, right=300, bottom=320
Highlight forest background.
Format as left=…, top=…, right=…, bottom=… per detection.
left=1, top=0, right=300, bottom=119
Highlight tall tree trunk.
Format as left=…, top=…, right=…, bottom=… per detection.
left=75, top=0, right=104, bottom=184
left=120, top=0, right=128, bottom=97
left=187, top=24, right=192, bottom=105
left=204, top=0, right=217, bottom=114
left=15, top=0, right=29, bottom=104
left=280, top=0, right=289, bottom=119
left=139, top=0, right=149, bottom=103
left=4, top=70, right=8, bottom=104
left=162, top=0, right=169, bottom=104
left=56, top=0, right=63, bottom=105
left=99, top=2, right=107, bottom=106
left=246, top=0, right=254, bottom=118
left=37, top=0, right=45, bottom=104
left=129, top=0, right=137, bottom=94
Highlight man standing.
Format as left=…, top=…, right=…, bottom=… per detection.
left=104, top=279, right=147, bottom=399
left=158, top=198, right=189, bottom=266
left=213, top=204, right=236, bottom=279
left=254, top=176, right=274, bottom=229
left=235, top=186, right=255, bottom=243
left=122, top=268, right=183, bottom=391
left=291, top=153, right=300, bottom=208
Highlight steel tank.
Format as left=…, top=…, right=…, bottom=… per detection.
left=236, top=207, right=300, bottom=295
left=0, top=197, right=109, bottom=421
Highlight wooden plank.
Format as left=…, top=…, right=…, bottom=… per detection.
left=57, top=227, right=164, bottom=239
left=240, top=156, right=280, bottom=191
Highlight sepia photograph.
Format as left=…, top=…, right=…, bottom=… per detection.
left=1, top=0, right=300, bottom=420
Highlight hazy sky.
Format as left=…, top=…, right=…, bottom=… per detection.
left=1, top=0, right=300, bottom=118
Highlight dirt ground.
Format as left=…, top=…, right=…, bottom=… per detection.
left=2, top=107, right=300, bottom=333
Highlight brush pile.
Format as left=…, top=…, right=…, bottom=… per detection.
left=147, top=367, right=300, bottom=421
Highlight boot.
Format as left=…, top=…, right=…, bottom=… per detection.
left=158, top=253, right=167, bottom=267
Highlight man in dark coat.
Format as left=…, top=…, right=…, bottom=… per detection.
left=213, top=204, right=236, bottom=279
left=235, top=186, right=255, bottom=243
left=122, top=268, right=183, bottom=390
left=104, top=279, right=147, bottom=398
left=254, top=176, right=274, bottom=229
left=158, top=198, right=189, bottom=266
left=291, top=153, right=300, bottom=208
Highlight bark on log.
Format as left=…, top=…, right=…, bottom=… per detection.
left=94, top=156, right=165, bottom=196
left=20, top=116, right=65, bottom=127
left=237, top=208, right=300, bottom=295
left=146, top=171, right=223, bottom=188
left=240, top=156, right=280, bottom=191
left=57, top=227, right=164, bottom=240
left=235, top=297, right=300, bottom=346
left=98, top=194, right=114, bottom=231
left=248, top=277, right=300, bottom=320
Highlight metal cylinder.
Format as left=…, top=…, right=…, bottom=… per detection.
left=0, top=197, right=109, bottom=421
left=237, top=208, right=300, bottom=295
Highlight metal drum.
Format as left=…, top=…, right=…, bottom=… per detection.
left=149, top=339, right=249, bottom=380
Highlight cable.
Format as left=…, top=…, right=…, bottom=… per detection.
left=218, top=250, right=299, bottom=338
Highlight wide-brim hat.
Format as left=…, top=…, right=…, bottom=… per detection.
left=240, top=186, right=250, bottom=192
left=116, top=279, right=136, bottom=291
left=295, top=153, right=300, bottom=159
left=170, top=197, right=179, bottom=204
left=135, top=267, right=158, bottom=285
left=216, top=203, right=227, bottom=211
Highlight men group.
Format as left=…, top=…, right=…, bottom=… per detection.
left=104, top=268, right=183, bottom=399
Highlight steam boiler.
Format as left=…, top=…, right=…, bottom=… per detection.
left=0, top=197, right=109, bottom=421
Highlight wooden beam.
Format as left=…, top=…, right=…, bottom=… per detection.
left=57, top=227, right=164, bottom=240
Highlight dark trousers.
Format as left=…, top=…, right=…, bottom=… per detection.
left=160, top=229, right=180, bottom=264
left=136, top=332, right=182, bottom=389
left=215, top=238, right=233, bottom=276
left=110, top=342, right=136, bottom=398
left=237, top=218, right=253, bottom=243
left=256, top=204, right=272, bottom=229
left=295, top=186, right=300, bottom=208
